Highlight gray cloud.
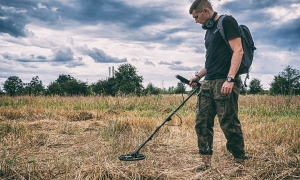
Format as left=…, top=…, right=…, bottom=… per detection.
left=131, top=58, right=155, bottom=66
left=0, top=0, right=174, bottom=36
left=1, top=0, right=299, bottom=52
left=0, top=5, right=28, bottom=37
left=65, top=57, right=85, bottom=68
left=169, top=65, right=201, bottom=71
left=259, top=18, right=300, bottom=50
left=50, top=46, right=86, bottom=67
left=144, top=60, right=155, bottom=67
left=1, top=52, right=47, bottom=62
left=65, top=1, right=172, bottom=28
left=159, top=61, right=182, bottom=65
left=36, top=55, right=47, bottom=59
left=131, top=58, right=142, bottom=63
left=218, top=0, right=300, bottom=50
left=1, top=47, right=84, bottom=68
left=221, top=0, right=295, bottom=11
left=52, top=46, right=74, bottom=62
left=0, top=0, right=299, bottom=89
left=2, top=52, right=17, bottom=60
left=79, top=45, right=127, bottom=63
left=0, top=0, right=187, bottom=52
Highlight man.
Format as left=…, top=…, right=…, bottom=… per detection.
left=187, top=0, right=248, bottom=177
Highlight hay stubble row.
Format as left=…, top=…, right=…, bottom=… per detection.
left=0, top=95, right=299, bottom=179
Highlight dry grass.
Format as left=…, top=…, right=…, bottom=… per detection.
left=0, top=95, right=299, bottom=180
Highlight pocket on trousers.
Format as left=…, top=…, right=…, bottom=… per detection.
left=214, top=93, right=230, bottom=101
left=214, top=79, right=230, bottom=101
left=213, top=79, right=231, bottom=117
left=199, top=80, right=210, bottom=97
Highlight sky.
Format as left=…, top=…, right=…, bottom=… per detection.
left=0, top=0, right=300, bottom=90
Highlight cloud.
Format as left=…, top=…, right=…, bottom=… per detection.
left=51, top=7, right=58, bottom=12
left=1, top=50, right=84, bottom=69
left=37, top=3, right=47, bottom=9
left=0, top=0, right=177, bottom=41
left=169, top=65, right=202, bottom=71
left=144, top=60, right=155, bottom=67
left=2, top=52, right=18, bottom=60
left=218, top=0, right=300, bottom=50
left=36, top=55, right=47, bottom=60
left=20, top=0, right=172, bottom=28
left=52, top=46, right=74, bottom=62
left=159, top=61, right=182, bottom=65
left=1, top=46, right=84, bottom=68
left=132, top=58, right=155, bottom=66
left=65, top=57, right=85, bottom=68
left=66, top=1, right=174, bottom=28
left=1, top=52, right=48, bottom=63
left=259, top=18, right=300, bottom=50
left=131, top=58, right=142, bottom=63
left=0, top=0, right=299, bottom=90
left=79, top=45, right=127, bottom=63
left=0, top=5, right=28, bottom=37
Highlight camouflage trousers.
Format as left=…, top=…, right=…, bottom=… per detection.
left=195, top=77, right=246, bottom=159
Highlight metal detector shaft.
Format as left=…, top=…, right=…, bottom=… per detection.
left=118, top=75, right=201, bottom=161
left=133, top=85, right=200, bottom=155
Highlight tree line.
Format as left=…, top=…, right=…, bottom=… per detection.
left=0, top=64, right=299, bottom=96
left=0, top=63, right=186, bottom=97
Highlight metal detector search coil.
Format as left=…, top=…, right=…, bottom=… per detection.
left=118, top=153, right=146, bottom=161
left=118, top=75, right=201, bottom=161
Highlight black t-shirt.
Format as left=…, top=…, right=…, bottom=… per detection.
left=204, top=15, right=240, bottom=80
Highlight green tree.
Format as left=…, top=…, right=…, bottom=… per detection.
left=24, top=76, right=45, bottom=96
left=113, top=63, right=144, bottom=96
left=174, top=82, right=186, bottom=94
left=56, top=74, right=73, bottom=95
left=270, top=66, right=300, bottom=95
left=56, top=74, right=74, bottom=84
left=47, top=82, right=62, bottom=95
left=3, top=76, right=24, bottom=96
left=46, top=74, right=89, bottom=96
left=143, top=83, right=161, bottom=95
left=0, top=85, right=4, bottom=96
left=91, top=78, right=116, bottom=96
left=167, top=86, right=175, bottom=94
left=68, top=79, right=89, bottom=95
left=240, top=83, right=247, bottom=95
left=249, top=78, right=263, bottom=94
left=92, top=79, right=107, bottom=95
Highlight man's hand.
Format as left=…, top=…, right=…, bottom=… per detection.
left=189, top=76, right=200, bottom=87
left=221, top=81, right=234, bottom=95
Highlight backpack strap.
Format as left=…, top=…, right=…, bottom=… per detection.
left=217, top=14, right=249, bottom=87
left=217, top=15, right=232, bottom=53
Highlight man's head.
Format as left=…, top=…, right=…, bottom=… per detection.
left=189, top=0, right=214, bottom=26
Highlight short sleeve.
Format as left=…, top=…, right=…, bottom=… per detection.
left=222, top=16, right=240, bottom=40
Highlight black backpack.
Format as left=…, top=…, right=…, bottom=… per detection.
left=217, top=15, right=256, bottom=87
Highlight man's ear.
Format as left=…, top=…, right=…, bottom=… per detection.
left=203, top=8, right=209, bottom=13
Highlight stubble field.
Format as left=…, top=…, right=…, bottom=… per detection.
left=0, top=94, right=299, bottom=179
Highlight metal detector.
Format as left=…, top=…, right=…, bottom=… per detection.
left=118, top=75, right=201, bottom=161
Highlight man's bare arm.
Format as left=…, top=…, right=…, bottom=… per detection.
left=227, top=37, right=243, bottom=78
left=221, top=37, right=243, bottom=95
left=189, top=68, right=206, bottom=87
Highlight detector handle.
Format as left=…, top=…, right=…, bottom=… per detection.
left=175, top=75, right=201, bottom=86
